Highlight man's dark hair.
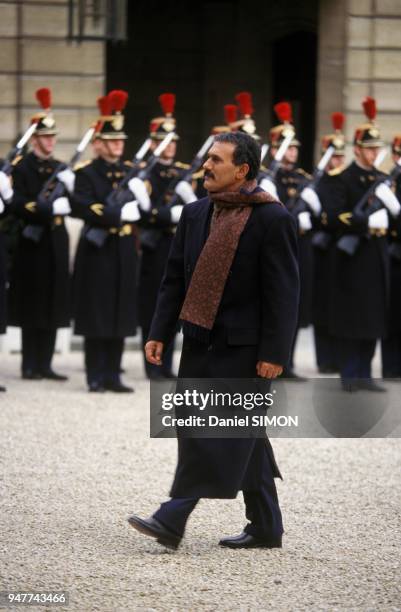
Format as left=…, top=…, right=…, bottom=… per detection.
left=214, top=132, right=261, bottom=180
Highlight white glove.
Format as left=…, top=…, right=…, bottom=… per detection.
left=175, top=180, right=196, bottom=204
left=121, top=200, right=140, bottom=222
left=368, top=208, right=389, bottom=230
left=170, top=204, right=183, bottom=224
left=0, top=171, right=13, bottom=202
left=374, top=183, right=401, bottom=217
left=260, top=177, right=278, bottom=200
left=57, top=168, right=75, bottom=194
left=52, top=197, right=71, bottom=216
left=300, top=186, right=322, bottom=216
left=298, top=211, right=312, bottom=231
left=128, top=177, right=151, bottom=211
left=0, top=196, right=4, bottom=215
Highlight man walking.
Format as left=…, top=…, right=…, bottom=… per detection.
left=128, top=132, right=299, bottom=550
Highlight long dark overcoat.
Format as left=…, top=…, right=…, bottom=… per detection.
left=7, top=152, right=70, bottom=329
left=72, top=157, right=138, bottom=338
left=149, top=192, right=299, bottom=498
left=326, top=161, right=389, bottom=340
left=276, top=166, right=313, bottom=328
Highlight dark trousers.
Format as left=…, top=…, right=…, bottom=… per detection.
left=338, top=338, right=376, bottom=381
left=381, top=333, right=401, bottom=378
left=21, top=328, right=56, bottom=375
left=313, top=325, right=338, bottom=370
left=84, top=337, right=124, bottom=386
left=153, top=448, right=283, bottom=539
left=141, top=326, right=175, bottom=378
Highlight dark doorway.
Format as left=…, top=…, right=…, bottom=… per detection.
left=272, top=31, right=317, bottom=172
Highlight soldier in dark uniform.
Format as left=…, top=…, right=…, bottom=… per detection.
left=381, top=135, right=401, bottom=377
left=0, top=167, right=14, bottom=391
left=8, top=88, right=70, bottom=380
left=262, top=102, right=312, bottom=380
left=327, top=97, right=399, bottom=391
left=72, top=91, right=140, bottom=392
left=301, top=113, right=346, bottom=373
left=138, top=93, right=195, bottom=380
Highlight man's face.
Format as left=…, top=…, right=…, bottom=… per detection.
left=392, top=152, right=400, bottom=164
left=98, top=139, right=125, bottom=161
left=355, top=146, right=379, bottom=168
left=283, top=145, right=299, bottom=165
left=32, top=134, right=56, bottom=158
left=150, top=139, right=176, bottom=161
left=203, top=141, right=249, bottom=193
left=328, top=155, right=345, bottom=170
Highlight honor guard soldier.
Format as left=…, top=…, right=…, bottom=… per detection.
left=327, top=97, right=400, bottom=391
left=301, top=112, right=346, bottom=373
left=72, top=90, right=139, bottom=392
left=381, top=134, right=401, bottom=377
left=7, top=88, right=71, bottom=381
left=265, top=102, right=312, bottom=380
left=138, top=93, right=195, bottom=380
left=0, top=165, right=14, bottom=391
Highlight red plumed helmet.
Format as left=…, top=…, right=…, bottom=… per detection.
left=362, top=97, right=377, bottom=121
left=36, top=88, right=51, bottom=110
left=108, top=89, right=128, bottom=113
left=159, top=93, right=176, bottom=116
left=97, top=95, right=112, bottom=116
left=235, top=92, right=254, bottom=117
left=331, top=112, right=345, bottom=131
left=224, top=104, right=238, bottom=124
left=274, top=101, right=292, bottom=124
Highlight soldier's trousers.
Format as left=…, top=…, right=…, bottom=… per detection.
left=381, top=333, right=401, bottom=377
left=338, top=338, right=376, bottom=381
left=152, top=447, right=283, bottom=539
left=84, top=337, right=124, bottom=386
left=21, top=328, right=56, bottom=375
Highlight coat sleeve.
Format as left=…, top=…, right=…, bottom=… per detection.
left=148, top=206, right=187, bottom=345
left=11, top=164, right=53, bottom=223
left=72, top=170, right=122, bottom=228
left=258, top=210, right=300, bottom=366
left=324, top=175, right=369, bottom=235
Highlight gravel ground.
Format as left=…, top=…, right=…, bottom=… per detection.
left=1, top=334, right=400, bottom=612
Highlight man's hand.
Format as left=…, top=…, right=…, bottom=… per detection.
left=256, top=361, right=283, bottom=379
left=145, top=340, right=164, bottom=365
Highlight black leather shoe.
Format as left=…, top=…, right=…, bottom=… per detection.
left=219, top=532, right=282, bottom=549
left=127, top=515, right=181, bottom=550
left=357, top=380, right=387, bottom=392
left=0, top=385, right=6, bottom=392
left=22, top=370, right=42, bottom=380
left=88, top=382, right=105, bottom=393
left=41, top=369, right=68, bottom=381
left=104, top=381, right=134, bottom=393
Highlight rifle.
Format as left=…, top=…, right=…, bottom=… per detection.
left=259, top=132, right=295, bottom=183
left=260, top=143, right=269, bottom=164
left=85, top=132, right=175, bottom=248
left=165, top=134, right=214, bottom=209
left=22, top=125, right=95, bottom=243
left=1, top=122, right=38, bottom=176
left=336, top=150, right=398, bottom=256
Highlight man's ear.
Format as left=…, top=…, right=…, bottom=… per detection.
left=236, top=163, right=249, bottom=180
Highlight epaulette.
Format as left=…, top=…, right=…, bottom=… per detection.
left=296, top=168, right=312, bottom=180
left=260, top=164, right=268, bottom=172
left=124, top=160, right=134, bottom=167
left=74, top=159, right=93, bottom=171
left=175, top=161, right=191, bottom=170
left=11, top=154, right=23, bottom=167
left=328, top=164, right=345, bottom=177
left=192, top=169, right=204, bottom=180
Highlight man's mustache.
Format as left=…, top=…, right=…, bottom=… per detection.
left=204, top=171, right=214, bottom=179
